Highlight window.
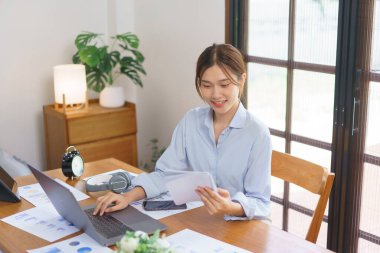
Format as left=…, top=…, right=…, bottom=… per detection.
left=227, top=0, right=380, bottom=251
left=245, top=0, right=339, bottom=247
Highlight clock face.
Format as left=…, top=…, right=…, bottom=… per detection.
left=72, top=156, right=84, bottom=177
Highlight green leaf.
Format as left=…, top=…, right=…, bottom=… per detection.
left=120, top=56, right=133, bottom=66
left=118, top=46, right=145, bottom=63
left=115, top=32, right=139, bottom=48
left=99, top=53, right=113, bottom=73
left=133, top=61, right=146, bottom=75
left=131, top=50, right=145, bottom=63
left=86, top=68, right=108, bottom=92
left=98, top=46, right=108, bottom=58
left=109, top=51, right=120, bottom=67
left=79, top=46, right=101, bottom=67
left=72, top=52, right=81, bottom=64
left=75, top=32, right=99, bottom=49
left=120, top=67, right=143, bottom=87
left=152, top=230, right=160, bottom=239
left=120, top=57, right=146, bottom=75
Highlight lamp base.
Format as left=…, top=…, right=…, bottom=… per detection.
left=54, top=94, right=88, bottom=114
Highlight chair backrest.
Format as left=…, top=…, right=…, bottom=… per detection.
left=271, top=150, right=335, bottom=243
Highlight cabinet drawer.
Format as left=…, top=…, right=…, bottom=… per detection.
left=68, top=109, right=136, bottom=144
left=76, top=135, right=138, bottom=167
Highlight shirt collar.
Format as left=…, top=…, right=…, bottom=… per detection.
left=204, top=102, right=247, bottom=129
left=229, top=102, right=247, bottom=129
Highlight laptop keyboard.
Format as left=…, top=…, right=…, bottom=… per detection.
left=84, top=208, right=133, bottom=239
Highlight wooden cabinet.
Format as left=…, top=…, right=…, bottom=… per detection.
left=43, top=100, right=137, bottom=170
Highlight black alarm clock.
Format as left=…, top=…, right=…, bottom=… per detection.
left=61, top=146, right=84, bottom=179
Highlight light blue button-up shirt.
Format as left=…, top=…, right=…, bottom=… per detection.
left=133, top=103, right=272, bottom=220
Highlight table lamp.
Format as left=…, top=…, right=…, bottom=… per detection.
left=53, top=64, right=88, bottom=113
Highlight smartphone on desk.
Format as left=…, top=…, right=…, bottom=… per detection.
left=142, top=200, right=187, bottom=211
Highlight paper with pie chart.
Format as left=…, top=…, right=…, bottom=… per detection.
left=27, top=233, right=112, bottom=253
left=1, top=205, right=79, bottom=242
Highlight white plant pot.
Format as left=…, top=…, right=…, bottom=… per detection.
left=99, top=86, right=125, bottom=108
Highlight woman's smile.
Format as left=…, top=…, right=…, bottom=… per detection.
left=211, top=100, right=227, bottom=108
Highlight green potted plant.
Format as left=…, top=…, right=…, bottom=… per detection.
left=72, top=31, right=146, bottom=107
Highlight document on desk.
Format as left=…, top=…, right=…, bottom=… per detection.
left=167, top=229, right=251, bottom=253
left=1, top=205, right=79, bottom=242
left=18, top=179, right=89, bottom=208
left=27, top=233, right=112, bottom=253
left=165, top=170, right=217, bottom=205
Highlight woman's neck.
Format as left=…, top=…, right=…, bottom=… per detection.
left=213, top=101, right=240, bottom=127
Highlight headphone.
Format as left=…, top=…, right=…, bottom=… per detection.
left=85, top=172, right=133, bottom=194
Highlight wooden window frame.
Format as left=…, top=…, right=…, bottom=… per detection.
left=226, top=0, right=380, bottom=251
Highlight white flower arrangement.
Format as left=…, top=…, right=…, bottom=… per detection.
left=114, top=230, right=176, bottom=253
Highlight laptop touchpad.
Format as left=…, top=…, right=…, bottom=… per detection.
left=111, top=206, right=150, bottom=223
left=110, top=206, right=166, bottom=234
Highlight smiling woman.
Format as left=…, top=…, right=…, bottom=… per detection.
left=93, top=44, right=272, bottom=222
left=196, top=44, right=247, bottom=144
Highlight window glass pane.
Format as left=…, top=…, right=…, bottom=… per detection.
left=270, top=202, right=283, bottom=229
left=271, top=136, right=285, bottom=199
left=359, top=163, right=380, bottom=237
left=365, top=82, right=380, bottom=157
left=247, top=63, right=287, bottom=131
left=290, top=142, right=331, bottom=215
left=358, top=238, right=380, bottom=253
left=291, top=142, right=332, bottom=170
left=371, top=0, right=380, bottom=71
left=271, top=135, right=285, bottom=152
left=294, top=0, right=339, bottom=65
left=289, top=183, right=320, bottom=214
left=288, top=210, right=328, bottom=247
left=247, top=0, right=289, bottom=60
left=292, top=70, right=335, bottom=143
left=272, top=177, right=283, bottom=199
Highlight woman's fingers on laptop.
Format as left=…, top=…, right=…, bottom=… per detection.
left=93, top=192, right=113, bottom=215
left=93, top=192, right=127, bottom=215
left=104, top=200, right=127, bottom=213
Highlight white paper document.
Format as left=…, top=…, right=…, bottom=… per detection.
left=1, top=206, right=79, bottom=242
left=19, top=179, right=89, bottom=208
left=27, top=233, right=113, bottom=253
left=165, top=171, right=217, bottom=205
left=130, top=192, right=204, bottom=219
left=167, top=229, right=252, bottom=253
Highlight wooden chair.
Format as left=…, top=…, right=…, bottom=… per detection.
left=271, top=150, right=335, bottom=243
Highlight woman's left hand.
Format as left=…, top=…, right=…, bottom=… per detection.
left=196, top=187, right=243, bottom=216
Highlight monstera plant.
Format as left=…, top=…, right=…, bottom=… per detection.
left=72, top=31, right=146, bottom=92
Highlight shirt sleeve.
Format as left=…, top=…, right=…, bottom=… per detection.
left=225, top=128, right=272, bottom=221
left=132, top=114, right=189, bottom=198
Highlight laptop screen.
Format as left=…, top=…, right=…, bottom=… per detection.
left=0, top=166, right=18, bottom=193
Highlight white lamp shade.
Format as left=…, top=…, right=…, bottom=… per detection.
left=54, top=64, right=87, bottom=104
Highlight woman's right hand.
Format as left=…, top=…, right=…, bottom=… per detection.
left=92, top=186, right=147, bottom=216
left=93, top=191, right=130, bottom=216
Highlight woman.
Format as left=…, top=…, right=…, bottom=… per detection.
left=93, top=44, right=272, bottom=220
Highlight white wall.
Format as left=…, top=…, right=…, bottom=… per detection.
left=135, top=0, right=225, bottom=165
left=0, top=0, right=133, bottom=170
left=0, top=0, right=224, bottom=171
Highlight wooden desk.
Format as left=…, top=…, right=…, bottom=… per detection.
left=0, top=158, right=334, bottom=253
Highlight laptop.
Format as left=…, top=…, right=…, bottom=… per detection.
left=0, top=166, right=21, bottom=203
left=28, top=164, right=167, bottom=246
